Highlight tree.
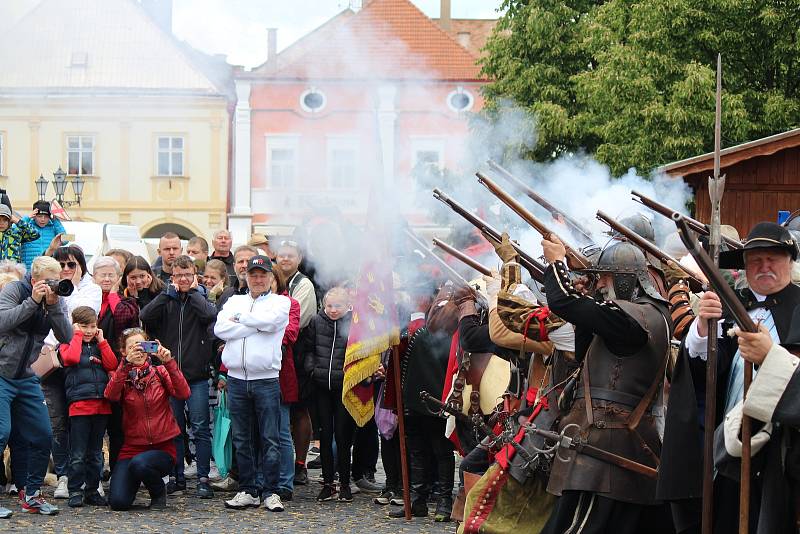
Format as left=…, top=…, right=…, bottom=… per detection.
left=481, top=0, right=800, bottom=175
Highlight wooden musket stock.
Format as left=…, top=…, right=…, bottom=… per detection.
left=431, top=238, right=492, bottom=277
left=432, top=188, right=546, bottom=282
left=476, top=172, right=592, bottom=270
left=487, top=160, right=594, bottom=244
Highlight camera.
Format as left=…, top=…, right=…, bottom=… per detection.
left=45, top=279, right=74, bottom=297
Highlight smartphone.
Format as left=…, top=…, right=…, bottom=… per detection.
left=62, top=233, right=75, bottom=242
left=139, top=341, right=159, bottom=354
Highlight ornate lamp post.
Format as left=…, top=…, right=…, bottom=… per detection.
left=35, top=166, right=83, bottom=206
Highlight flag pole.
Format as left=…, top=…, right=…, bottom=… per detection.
left=391, top=344, right=412, bottom=520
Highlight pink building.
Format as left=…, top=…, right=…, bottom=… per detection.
left=228, top=0, right=489, bottom=239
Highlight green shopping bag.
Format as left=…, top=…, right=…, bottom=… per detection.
left=212, top=389, right=233, bottom=477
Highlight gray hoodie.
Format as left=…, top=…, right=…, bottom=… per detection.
left=0, top=277, right=73, bottom=380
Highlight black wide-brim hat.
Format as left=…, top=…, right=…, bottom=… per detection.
left=719, top=222, right=799, bottom=269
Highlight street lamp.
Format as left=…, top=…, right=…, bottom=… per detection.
left=52, top=166, right=67, bottom=200
left=35, top=174, right=48, bottom=201
left=32, top=166, right=83, bottom=207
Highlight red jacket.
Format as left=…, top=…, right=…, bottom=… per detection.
left=279, top=295, right=301, bottom=403
left=104, top=358, right=190, bottom=447
left=60, top=332, right=117, bottom=417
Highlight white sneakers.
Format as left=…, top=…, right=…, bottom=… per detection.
left=53, top=476, right=68, bottom=499
left=223, top=491, right=284, bottom=512
left=224, top=491, right=260, bottom=509
left=263, top=493, right=284, bottom=512
left=183, top=462, right=198, bottom=479
left=211, top=475, right=238, bottom=492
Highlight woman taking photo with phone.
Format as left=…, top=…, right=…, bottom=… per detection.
left=104, top=328, right=190, bottom=510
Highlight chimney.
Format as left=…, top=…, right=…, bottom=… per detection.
left=267, top=28, right=277, bottom=65
left=141, top=0, right=173, bottom=34
left=440, top=0, right=452, bottom=31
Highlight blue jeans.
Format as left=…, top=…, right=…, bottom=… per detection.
left=170, top=379, right=212, bottom=481
left=227, top=377, right=281, bottom=498
left=278, top=402, right=294, bottom=492
left=67, top=414, right=108, bottom=495
left=0, top=375, right=53, bottom=496
left=109, top=450, right=173, bottom=511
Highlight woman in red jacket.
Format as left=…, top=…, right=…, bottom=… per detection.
left=104, top=328, right=190, bottom=510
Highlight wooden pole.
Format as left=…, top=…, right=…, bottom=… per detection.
left=703, top=53, right=726, bottom=534
left=740, top=363, right=752, bottom=533
left=391, top=344, right=412, bottom=520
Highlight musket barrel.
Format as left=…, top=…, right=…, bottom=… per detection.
left=596, top=210, right=705, bottom=289
left=632, top=190, right=742, bottom=250
left=431, top=188, right=546, bottom=281
left=403, top=228, right=470, bottom=288
left=477, top=171, right=592, bottom=269
left=432, top=238, right=492, bottom=277
left=486, top=160, right=594, bottom=244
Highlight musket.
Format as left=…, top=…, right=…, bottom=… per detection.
left=476, top=171, right=592, bottom=269
left=525, top=425, right=658, bottom=479
left=432, top=188, right=546, bottom=282
left=487, top=160, right=594, bottom=244
left=431, top=238, right=492, bottom=277
left=673, top=216, right=756, bottom=333
left=631, top=190, right=742, bottom=251
left=419, top=391, right=539, bottom=468
left=596, top=210, right=705, bottom=291
left=403, top=228, right=470, bottom=288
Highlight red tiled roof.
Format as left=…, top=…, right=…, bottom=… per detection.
left=435, top=19, right=497, bottom=57
left=268, top=0, right=483, bottom=81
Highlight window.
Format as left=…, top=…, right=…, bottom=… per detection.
left=411, top=137, right=445, bottom=172
left=266, top=136, right=299, bottom=189
left=300, top=88, right=326, bottom=113
left=67, top=135, right=94, bottom=175
left=0, top=133, right=4, bottom=175
left=327, top=138, right=358, bottom=189
left=447, top=87, right=474, bottom=112
left=156, top=136, right=184, bottom=176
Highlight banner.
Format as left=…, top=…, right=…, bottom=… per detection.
left=342, top=259, right=399, bottom=426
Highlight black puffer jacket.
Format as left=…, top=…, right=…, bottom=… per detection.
left=303, top=309, right=351, bottom=391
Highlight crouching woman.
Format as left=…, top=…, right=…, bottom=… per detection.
left=104, top=328, right=190, bottom=510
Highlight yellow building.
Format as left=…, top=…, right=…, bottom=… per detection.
left=0, top=0, right=231, bottom=240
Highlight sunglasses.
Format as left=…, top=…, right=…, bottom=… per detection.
left=59, top=261, right=78, bottom=269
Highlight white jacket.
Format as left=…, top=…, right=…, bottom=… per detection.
left=215, top=291, right=290, bottom=381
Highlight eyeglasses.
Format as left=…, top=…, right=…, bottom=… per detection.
left=59, top=261, right=78, bottom=269
left=171, top=273, right=194, bottom=280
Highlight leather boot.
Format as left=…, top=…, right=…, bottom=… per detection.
left=389, top=498, right=428, bottom=518
left=434, top=493, right=453, bottom=522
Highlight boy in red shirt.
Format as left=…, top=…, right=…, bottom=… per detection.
left=59, top=306, right=117, bottom=508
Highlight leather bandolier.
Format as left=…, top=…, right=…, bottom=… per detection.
left=401, top=326, right=452, bottom=416
left=546, top=297, right=671, bottom=505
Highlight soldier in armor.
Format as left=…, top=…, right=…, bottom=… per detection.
left=539, top=235, right=673, bottom=534
left=611, top=212, right=668, bottom=297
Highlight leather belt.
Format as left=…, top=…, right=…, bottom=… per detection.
left=576, top=387, right=661, bottom=416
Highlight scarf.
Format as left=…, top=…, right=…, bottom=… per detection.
left=127, top=359, right=152, bottom=391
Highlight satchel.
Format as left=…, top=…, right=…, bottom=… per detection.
left=32, top=345, right=61, bottom=379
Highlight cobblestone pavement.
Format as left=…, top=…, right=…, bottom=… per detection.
left=0, top=470, right=460, bottom=534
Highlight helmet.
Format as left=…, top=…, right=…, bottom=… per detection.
left=613, top=213, right=655, bottom=244
left=578, top=241, right=662, bottom=301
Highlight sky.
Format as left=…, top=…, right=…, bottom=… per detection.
left=171, top=0, right=504, bottom=68
left=0, top=1, right=503, bottom=68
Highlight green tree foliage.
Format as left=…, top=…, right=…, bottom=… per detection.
left=481, top=0, right=800, bottom=175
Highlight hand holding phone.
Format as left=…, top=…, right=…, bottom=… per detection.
left=139, top=341, right=159, bottom=354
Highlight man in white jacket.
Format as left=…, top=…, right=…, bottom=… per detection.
left=215, top=255, right=290, bottom=513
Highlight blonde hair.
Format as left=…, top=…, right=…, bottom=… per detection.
left=0, top=272, right=18, bottom=290
left=323, top=286, right=350, bottom=306
left=31, top=256, right=61, bottom=280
